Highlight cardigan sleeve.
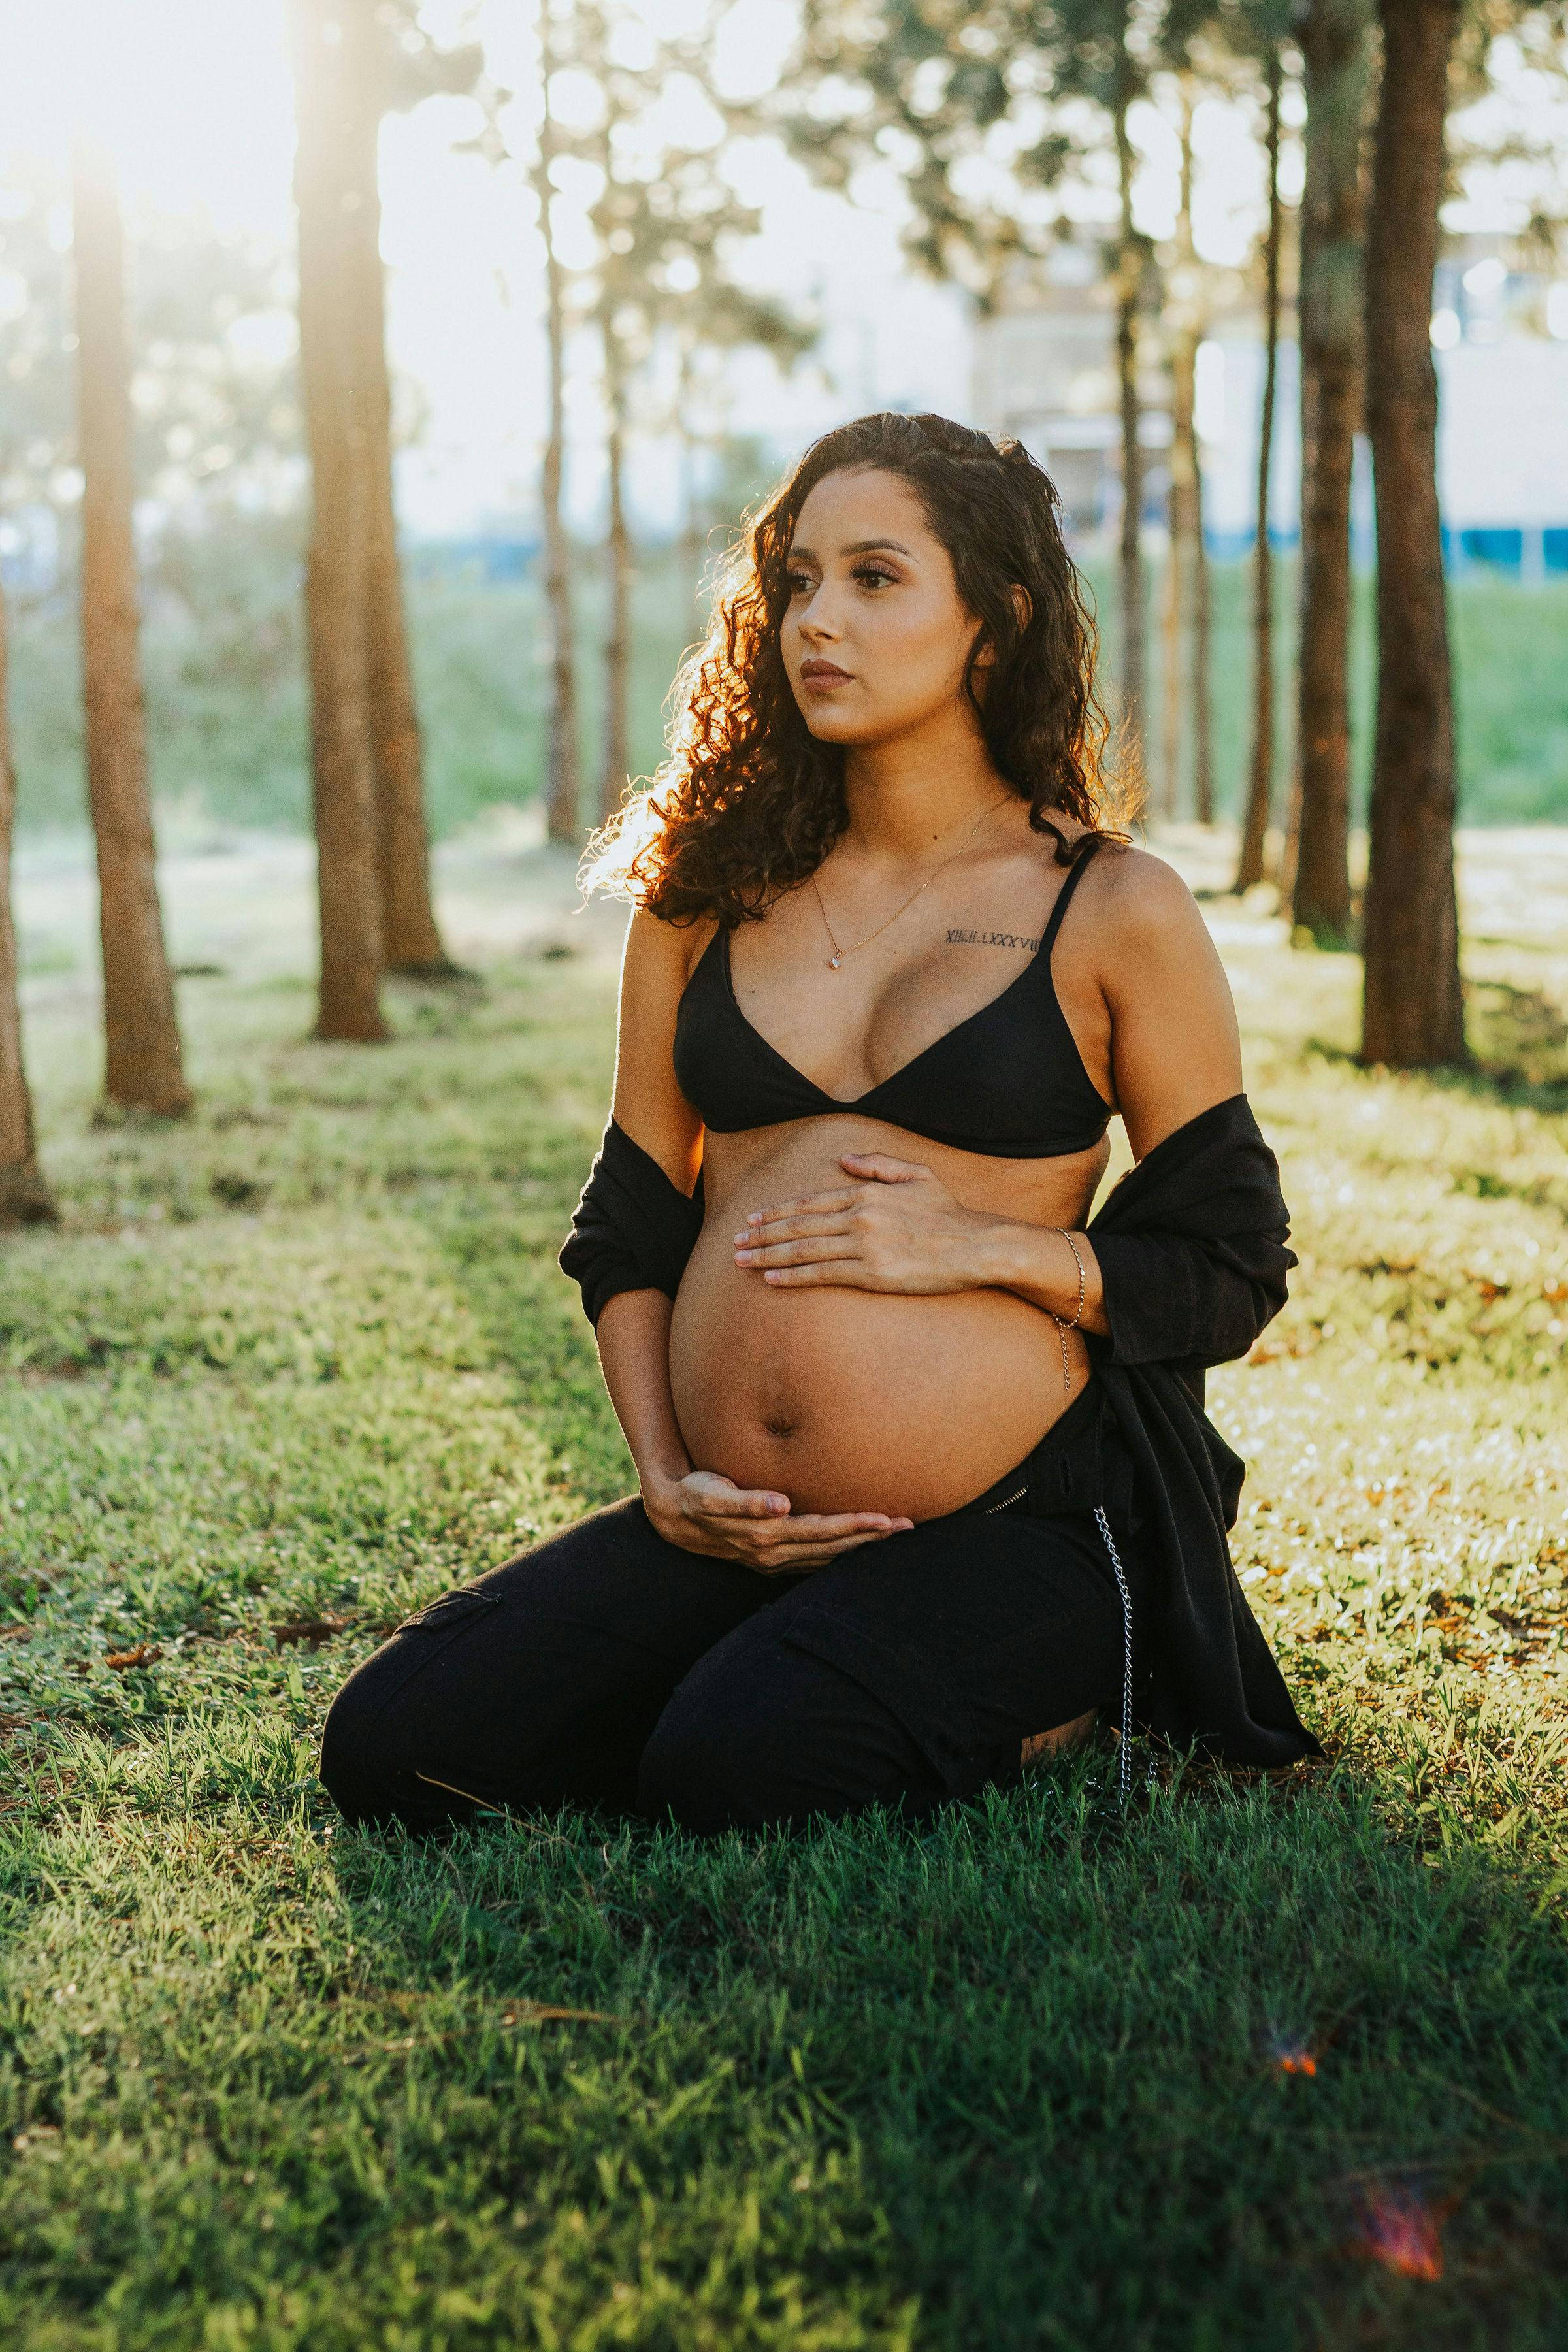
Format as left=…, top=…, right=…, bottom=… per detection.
left=558, top=1118, right=704, bottom=1328
left=1091, top=1230, right=1292, bottom=1368
left=1086, top=1095, right=1296, bottom=1371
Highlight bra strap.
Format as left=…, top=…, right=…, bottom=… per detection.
left=1040, top=834, right=1103, bottom=955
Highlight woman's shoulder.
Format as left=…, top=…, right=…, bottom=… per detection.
left=625, top=902, right=723, bottom=990
left=1036, top=832, right=1221, bottom=1003
left=1066, top=834, right=1203, bottom=937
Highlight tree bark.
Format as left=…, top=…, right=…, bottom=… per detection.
left=1158, top=86, right=1213, bottom=825
left=1277, top=745, right=1303, bottom=909
left=537, top=20, right=582, bottom=847
left=0, top=577, right=55, bottom=1224
left=1236, top=51, right=1283, bottom=891
left=1159, top=445, right=1184, bottom=819
left=1190, top=422, right=1213, bottom=824
left=598, top=324, right=632, bottom=826
left=678, top=342, right=705, bottom=609
left=1361, top=0, right=1465, bottom=1067
left=342, top=21, right=452, bottom=973
left=1113, top=91, right=1145, bottom=767
left=1293, top=0, right=1369, bottom=939
left=289, top=0, right=386, bottom=1043
left=71, top=138, right=191, bottom=1117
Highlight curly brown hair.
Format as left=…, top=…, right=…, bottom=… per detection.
left=583, top=410, right=1135, bottom=924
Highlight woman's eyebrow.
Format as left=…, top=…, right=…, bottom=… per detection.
left=785, top=536, right=916, bottom=564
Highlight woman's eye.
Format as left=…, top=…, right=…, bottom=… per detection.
left=853, top=564, right=897, bottom=590
left=786, top=570, right=815, bottom=596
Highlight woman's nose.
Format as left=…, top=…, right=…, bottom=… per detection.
left=799, top=587, right=843, bottom=642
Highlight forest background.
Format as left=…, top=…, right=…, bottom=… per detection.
left=3, top=0, right=1567, bottom=864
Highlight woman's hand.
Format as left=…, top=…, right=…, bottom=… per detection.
left=642, top=1467, right=911, bottom=1572
left=732, top=1151, right=1000, bottom=1293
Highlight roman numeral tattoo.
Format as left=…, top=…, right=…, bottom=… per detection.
left=945, top=926, right=1043, bottom=953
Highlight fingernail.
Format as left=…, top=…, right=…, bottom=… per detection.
left=746, top=1211, right=762, bottom=1225
left=764, top=1270, right=781, bottom=1282
left=732, top=1232, right=749, bottom=1245
left=735, top=1249, right=753, bottom=1264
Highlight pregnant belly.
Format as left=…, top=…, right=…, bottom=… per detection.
left=668, top=1127, right=1091, bottom=1522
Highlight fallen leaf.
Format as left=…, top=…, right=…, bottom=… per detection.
left=273, top=1616, right=353, bottom=1648
left=105, top=1644, right=161, bottom=1671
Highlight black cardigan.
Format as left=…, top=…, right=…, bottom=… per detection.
left=560, top=1093, right=1320, bottom=1767
left=1083, top=1093, right=1319, bottom=1765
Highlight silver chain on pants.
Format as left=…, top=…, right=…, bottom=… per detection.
left=1094, top=1505, right=1135, bottom=1803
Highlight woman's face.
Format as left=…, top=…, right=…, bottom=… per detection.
left=779, top=466, right=983, bottom=748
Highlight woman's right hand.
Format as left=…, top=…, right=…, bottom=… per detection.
left=642, top=1469, right=913, bottom=1573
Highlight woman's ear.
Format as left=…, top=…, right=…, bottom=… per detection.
left=970, top=585, right=1030, bottom=674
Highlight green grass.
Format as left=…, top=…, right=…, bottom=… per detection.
left=9, top=538, right=1568, bottom=837
left=1, top=844, right=1567, bottom=2347
left=7, top=545, right=709, bottom=841
left=1085, top=559, right=1568, bottom=829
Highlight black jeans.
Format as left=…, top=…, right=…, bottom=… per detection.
left=320, top=1382, right=1152, bottom=1837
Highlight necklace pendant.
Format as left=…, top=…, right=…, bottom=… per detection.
left=828, top=952, right=841, bottom=969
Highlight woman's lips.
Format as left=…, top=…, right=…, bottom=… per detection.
left=799, top=660, right=854, bottom=691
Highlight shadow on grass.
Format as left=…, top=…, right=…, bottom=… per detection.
left=289, top=1754, right=1568, bottom=2349
left=1302, top=1022, right=1568, bottom=1122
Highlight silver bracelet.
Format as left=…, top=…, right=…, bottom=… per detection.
left=1049, top=1228, right=1087, bottom=1394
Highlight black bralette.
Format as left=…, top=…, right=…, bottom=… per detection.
left=672, top=836, right=1113, bottom=1160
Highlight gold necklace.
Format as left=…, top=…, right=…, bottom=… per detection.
left=810, top=796, right=1012, bottom=970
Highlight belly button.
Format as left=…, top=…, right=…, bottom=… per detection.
left=762, top=1412, right=799, bottom=1439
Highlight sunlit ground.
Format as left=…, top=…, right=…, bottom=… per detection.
left=1, top=823, right=1566, bottom=2342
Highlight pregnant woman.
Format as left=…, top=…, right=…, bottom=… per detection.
left=321, top=411, right=1320, bottom=1837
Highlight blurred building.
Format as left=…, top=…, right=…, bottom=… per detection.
left=972, top=234, right=1568, bottom=578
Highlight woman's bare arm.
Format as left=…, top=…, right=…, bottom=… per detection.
left=609, top=904, right=709, bottom=1194
left=1093, top=847, right=1244, bottom=1162
left=595, top=1289, right=692, bottom=1491
left=977, top=849, right=1245, bottom=1311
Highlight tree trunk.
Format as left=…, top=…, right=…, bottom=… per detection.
left=678, top=344, right=705, bottom=610
left=1277, top=745, right=1304, bottom=909
left=1360, top=0, right=1465, bottom=1067
left=71, top=139, right=191, bottom=1117
left=680, top=423, right=704, bottom=606
left=289, top=0, right=385, bottom=1043
left=1293, top=0, right=1369, bottom=939
left=599, top=328, right=632, bottom=826
left=1113, top=91, right=1145, bottom=766
left=1161, top=332, right=1210, bottom=822
left=0, top=578, right=55, bottom=1225
left=1170, top=86, right=1213, bottom=828
left=537, top=22, right=582, bottom=847
left=1160, top=463, right=1184, bottom=819
left=1235, top=51, right=1283, bottom=891
left=342, top=22, right=452, bottom=975
left=1190, top=431, right=1214, bottom=824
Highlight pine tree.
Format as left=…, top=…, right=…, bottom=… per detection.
left=1235, top=46, right=1284, bottom=891
left=71, top=136, right=191, bottom=1113
left=288, top=0, right=386, bottom=1043
left=1360, top=0, right=1465, bottom=1065
left=0, top=572, right=55, bottom=1226
left=1293, top=0, right=1369, bottom=939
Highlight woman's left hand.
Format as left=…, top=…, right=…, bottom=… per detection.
left=732, top=1152, right=1000, bottom=1294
